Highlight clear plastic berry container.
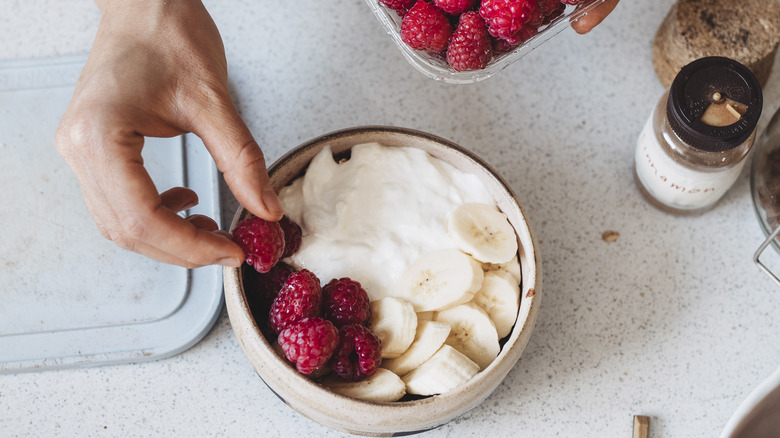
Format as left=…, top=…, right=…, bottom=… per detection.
left=364, top=0, right=608, bottom=84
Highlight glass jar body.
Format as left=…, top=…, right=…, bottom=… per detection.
left=633, top=93, right=755, bottom=214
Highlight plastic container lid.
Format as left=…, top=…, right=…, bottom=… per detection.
left=667, top=56, right=763, bottom=152
left=0, top=56, right=224, bottom=373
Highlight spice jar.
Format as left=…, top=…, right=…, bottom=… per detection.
left=634, top=56, right=763, bottom=214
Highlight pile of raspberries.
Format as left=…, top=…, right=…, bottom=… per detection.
left=387, top=0, right=586, bottom=72
left=234, top=215, right=381, bottom=381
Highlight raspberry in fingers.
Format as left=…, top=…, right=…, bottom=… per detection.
left=55, top=0, right=270, bottom=268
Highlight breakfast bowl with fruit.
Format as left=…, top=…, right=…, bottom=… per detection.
left=223, top=126, right=541, bottom=436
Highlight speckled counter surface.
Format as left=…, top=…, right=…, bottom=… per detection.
left=2, top=0, right=780, bottom=436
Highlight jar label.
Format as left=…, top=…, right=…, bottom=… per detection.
left=634, top=116, right=745, bottom=210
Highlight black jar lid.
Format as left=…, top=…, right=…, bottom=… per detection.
left=667, top=56, right=763, bottom=152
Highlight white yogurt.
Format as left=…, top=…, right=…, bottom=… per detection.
left=278, top=142, right=494, bottom=301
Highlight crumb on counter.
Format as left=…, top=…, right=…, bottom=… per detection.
left=601, top=230, right=620, bottom=243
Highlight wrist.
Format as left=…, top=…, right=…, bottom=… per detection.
left=93, top=0, right=211, bottom=44
left=95, top=0, right=168, bottom=10
left=94, top=0, right=203, bottom=15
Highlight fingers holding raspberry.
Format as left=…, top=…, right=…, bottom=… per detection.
left=231, top=214, right=303, bottom=273
left=231, top=216, right=285, bottom=273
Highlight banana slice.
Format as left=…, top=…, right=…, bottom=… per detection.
left=482, top=254, right=522, bottom=285
left=322, top=368, right=406, bottom=403
left=473, top=270, right=520, bottom=339
left=392, top=249, right=484, bottom=312
left=402, top=344, right=480, bottom=396
left=369, top=297, right=417, bottom=358
left=447, top=203, right=518, bottom=264
left=434, top=302, right=500, bottom=370
left=382, top=320, right=451, bottom=377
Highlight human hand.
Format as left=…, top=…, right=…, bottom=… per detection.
left=56, top=0, right=283, bottom=269
left=571, top=0, right=620, bottom=34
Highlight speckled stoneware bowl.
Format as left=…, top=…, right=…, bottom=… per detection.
left=223, top=126, right=541, bottom=436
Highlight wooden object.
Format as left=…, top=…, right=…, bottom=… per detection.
left=652, top=0, right=780, bottom=88
left=633, top=415, right=650, bottom=438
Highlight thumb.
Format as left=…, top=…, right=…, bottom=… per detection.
left=193, top=99, right=284, bottom=222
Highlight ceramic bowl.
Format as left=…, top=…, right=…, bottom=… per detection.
left=223, top=126, right=541, bottom=436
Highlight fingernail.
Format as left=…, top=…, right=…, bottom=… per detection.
left=218, top=257, right=242, bottom=267
left=262, top=187, right=283, bottom=216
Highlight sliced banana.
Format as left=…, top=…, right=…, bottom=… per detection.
left=447, top=203, right=518, bottom=264
left=382, top=320, right=451, bottom=377
left=434, top=302, right=500, bottom=370
left=392, top=249, right=484, bottom=312
left=402, top=344, right=480, bottom=396
left=322, top=368, right=406, bottom=403
left=369, top=297, right=417, bottom=358
left=473, top=270, right=520, bottom=339
left=482, top=254, right=522, bottom=285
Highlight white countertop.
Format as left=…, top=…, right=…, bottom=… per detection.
left=2, top=0, right=780, bottom=436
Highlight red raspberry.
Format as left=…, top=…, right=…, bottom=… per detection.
left=232, top=216, right=285, bottom=273
left=542, top=2, right=565, bottom=24
left=479, top=0, right=536, bottom=42
left=329, top=324, right=382, bottom=381
left=269, top=269, right=322, bottom=334
left=392, top=5, right=413, bottom=16
left=401, top=0, right=452, bottom=53
left=244, top=261, right=296, bottom=322
left=433, top=0, right=477, bottom=16
left=525, top=4, right=545, bottom=28
left=537, top=0, right=560, bottom=16
left=492, top=35, right=520, bottom=53
left=278, top=318, right=339, bottom=375
left=446, top=11, right=493, bottom=72
left=510, top=24, right=538, bottom=45
left=378, top=0, right=416, bottom=12
left=278, top=215, right=302, bottom=258
left=322, top=278, right=371, bottom=327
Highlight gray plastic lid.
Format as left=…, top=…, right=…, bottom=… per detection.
left=0, top=56, right=224, bottom=374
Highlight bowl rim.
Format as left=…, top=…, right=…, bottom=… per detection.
left=223, top=125, right=542, bottom=435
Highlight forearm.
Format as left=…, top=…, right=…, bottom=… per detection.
left=91, top=0, right=209, bottom=40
